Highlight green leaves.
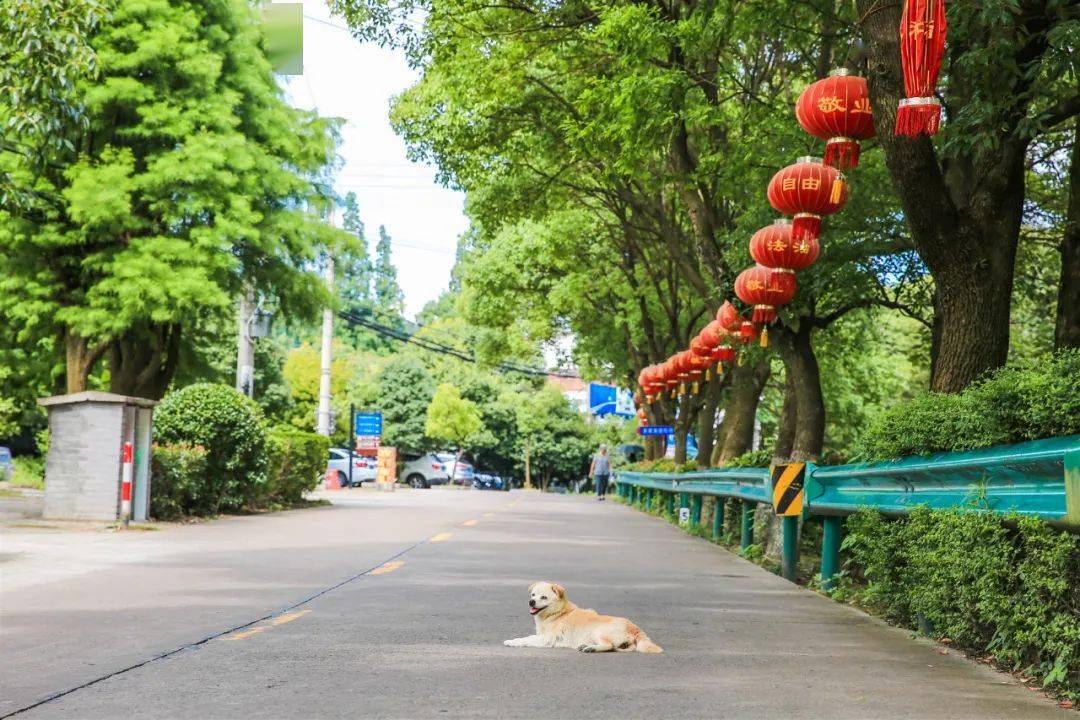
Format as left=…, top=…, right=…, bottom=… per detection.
left=425, top=383, right=485, bottom=449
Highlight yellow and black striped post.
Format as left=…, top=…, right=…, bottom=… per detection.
left=771, top=463, right=807, bottom=582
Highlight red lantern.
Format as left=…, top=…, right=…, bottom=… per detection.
left=749, top=219, right=819, bottom=272
left=700, top=320, right=724, bottom=350
left=796, top=69, right=875, bottom=169
left=767, top=157, right=847, bottom=246
left=734, top=265, right=797, bottom=347
left=896, top=0, right=947, bottom=137
left=739, top=321, right=758, bottom=345
left=715, top=344, right=736, bottom=364
left=717, top=300, right=742, bottom=334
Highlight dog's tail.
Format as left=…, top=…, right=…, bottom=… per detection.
left=635, top=637, right=663, bottom=653
left=630, top=625, right=663, bottom=653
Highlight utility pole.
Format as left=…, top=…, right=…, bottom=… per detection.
left=316, top=236, right=335, bottom=436
left=236, top=288, right=255, bottom=397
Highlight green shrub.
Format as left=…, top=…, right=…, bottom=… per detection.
left=10, top=456, right=44, bottom=489
left=720, top=448, right=771, bottom=468
left=154, top=384, right=268, bottom=513
left=854, top=350, right=1080, bottom=461
left=150, top=444, right=210, bottom=519
left=844, top=508, right=1080, bottom=698
left=266, top=428, right=329, bottom=504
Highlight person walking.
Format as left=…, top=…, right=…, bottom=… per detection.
left=589, top=444, right=612, bottom=501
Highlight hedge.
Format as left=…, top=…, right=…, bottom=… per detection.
left=853, top=349, right=1080, bottom=461
left=844, top=508, right=1080, bottom=699
left=266, top=428, right=329, bottom=504
left=153, top=384, right=268, bottom=513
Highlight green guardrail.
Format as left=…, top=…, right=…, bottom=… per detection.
left=615, top=435, right=1080, bottom=590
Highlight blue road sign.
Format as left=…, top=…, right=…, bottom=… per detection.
left=638, top=425, right=674, bottom=436
left=588, top=383, right=635, bottom=417
left=355, top=412, right=383, bottom=438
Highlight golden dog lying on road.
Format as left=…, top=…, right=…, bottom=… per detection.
left=504, top=581, right=663, bottom=653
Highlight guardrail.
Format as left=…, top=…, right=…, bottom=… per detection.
left=615, top=435, right=1080, bottom=589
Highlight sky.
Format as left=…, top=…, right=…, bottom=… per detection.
left=282, top=1, right=469, bottom=320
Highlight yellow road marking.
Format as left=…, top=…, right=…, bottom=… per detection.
left=370, top=560, right=405, bottom=575
left=482, top=512, right=494, bottom=517
left=223, top=626, right=267, bottom=641
left=430, top=532, right=453, bottom=543
left=461, top=519, right=478, bottom=527
left=270, top=609, right=310, bottom=626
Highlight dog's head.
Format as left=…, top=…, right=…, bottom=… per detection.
left=527, top=581, right=566, bottom=617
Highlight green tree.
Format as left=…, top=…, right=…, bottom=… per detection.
left=373, top=225, right=405, bottom=326
left=0, top=0, right=346, bottom=399
left=425, top=383, right=485, bottom=478
left=375, top=354, right=435, bottom=452
left=516, top=386, right=591, bottom=491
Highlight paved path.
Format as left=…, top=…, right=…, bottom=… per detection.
left=0, top=489, right=1069, bottom=719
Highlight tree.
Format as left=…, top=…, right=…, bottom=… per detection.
left=0, top=0, right=346, bottom=399
left=375, top=354, right=435, bottom=452
left=854, top=0, right=1078, bottom=391
left=516, top=386, right=591, bottom=491
left=425, top=383, right=485, bottom=478
left=373, top=225, right=405, bottom=325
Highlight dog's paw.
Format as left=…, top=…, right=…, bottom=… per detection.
left=578, top=644, right=596, bottom=653
left=503, top=639, right=518, bottom=647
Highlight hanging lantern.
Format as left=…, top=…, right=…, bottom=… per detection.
left=717, top=300, right=743, bottom=334
left=738, top=321, right=758, bottom=345
left=796, top=69, right=875, bottom=169
left=767, top=156, right=848, bottom=246
left=749, top=219, right=820, bottom=272
left=715, top=344, right=736, bottom=364
left=734, top=265, right=797, bottom=326
left=691, top=334, right=714, bottom=381
left=896, top=0, right=947, bottom=136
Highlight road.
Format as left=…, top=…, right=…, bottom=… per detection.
left=0, top=488, right=1069, bottom=719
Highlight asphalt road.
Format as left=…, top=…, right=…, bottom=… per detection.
left=0, top=488, right=1070, bottom=719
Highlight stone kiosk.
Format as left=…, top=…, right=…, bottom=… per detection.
left=37, top=392, right=157, bottom=521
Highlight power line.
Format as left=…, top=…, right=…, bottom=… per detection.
left=336, top=310, right=580, bottom=379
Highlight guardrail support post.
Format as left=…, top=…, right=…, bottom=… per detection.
left=740, top=501, right=754, bottom=550
left=690, top=494, right=702, bottom=526
left=712, top=497, right=725, bottom=539
left=781, top=516, right=799, bottom=582
left=820, top=515, right=843, bottom=591
left=645, top=488, right=653, bottom=511
left=1066, top=449, right=1080, bottom=527
left=665, top=491, right=675, bottom=517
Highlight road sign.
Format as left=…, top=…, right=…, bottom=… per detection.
left=588, top=383, right=635, bottom=417
left=637, top=425, right=674, bottom=436
left=355, top=412, right=383, bottom=437
left=771, top=463, right=806, bottom=516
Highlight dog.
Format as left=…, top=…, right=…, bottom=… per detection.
left=503, top=581, right=663, bottom=653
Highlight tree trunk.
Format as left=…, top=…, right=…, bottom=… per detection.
left=64, top=330, right=107, bottom=394
left=1056, top=120, right=1080, bottom=349
left=107, top=324, right=182, bottom=399
left=695, top=374, right=722, bottom=468
left=773, top=370, right=798, bottom=463
left=856, top=0, right=1034, bottom=392
left=717, top=358, right=770, bottom=462
left=775, top=324, right=825, bottom=462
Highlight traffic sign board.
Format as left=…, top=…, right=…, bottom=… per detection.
left=637, top=425, right=674, bottom=436
left=355, top=412, right=383, bottom=438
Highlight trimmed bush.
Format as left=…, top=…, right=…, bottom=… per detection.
left=853, top=349, right=1080, bottom=461
left=154, top=383, right=268, bottom=513
left=266, top=428, right=329, bottom=504
left=150, top=443, right=210, bottom=519
left=844, top=508, right=1080, bottom=698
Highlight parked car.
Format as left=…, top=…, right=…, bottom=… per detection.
left=615, top=444, right=646, bottom=464
left=436, top=453, right=474, bottom=484
left=472, top=472, right=505, bottom=491
left=327, top=448, right=377, bottom=488
left=400, top=452, right=451, bottom=489
left=0, top=447, right=12, bottom=482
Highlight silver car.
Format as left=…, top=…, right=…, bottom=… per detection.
left=436, top=453, right=474, bottom=484
left=327, top=448, right=377, bottom=488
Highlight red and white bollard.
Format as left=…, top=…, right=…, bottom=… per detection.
left=324, top=468, right=340, bottom=491
left=121, top=441, right=134, bottom=524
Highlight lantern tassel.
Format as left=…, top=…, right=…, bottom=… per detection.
left=895, top=98, right=941, bottom=137
left=705, top=367, right=711, bottom=381
left=760, top=327, right=768, bottom=348
left=829, top=174, right=846, bottom=205
left=692, top=381, right=699, bottom=394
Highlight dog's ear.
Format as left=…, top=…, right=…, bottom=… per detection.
left=551, top=583, right=566, bottom=599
